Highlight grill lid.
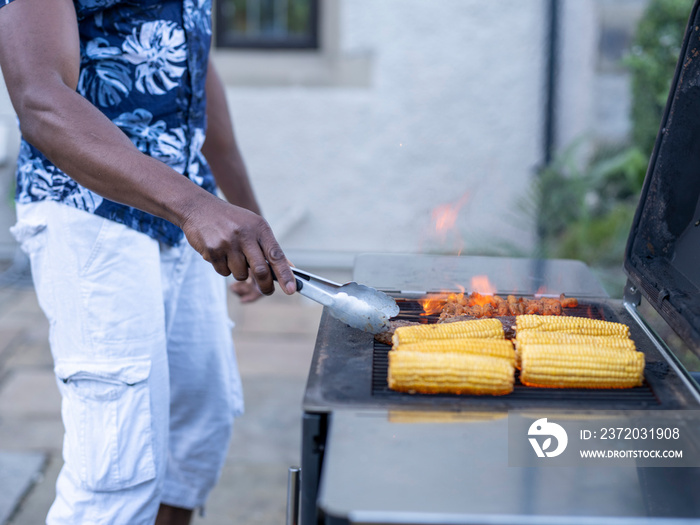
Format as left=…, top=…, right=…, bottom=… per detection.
left=625, top=0, right=700, bottom=356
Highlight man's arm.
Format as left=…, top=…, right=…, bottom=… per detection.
left=0, top=0, right=296, bottom=295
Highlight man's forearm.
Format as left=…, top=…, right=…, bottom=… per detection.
left=18, top=84, right=211, bottom=229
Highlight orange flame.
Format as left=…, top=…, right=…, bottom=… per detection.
left=471, top=275, right=496, bottom=295
left=469, top=292, right=489, bottom=307
left=419, top=295, right=448, bottom=316
left=419, top=285, right=466, bottom=316
left=431, top=192, right=470, bottom=242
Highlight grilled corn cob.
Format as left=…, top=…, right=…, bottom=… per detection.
left=395, top=338, right=516, bottom=366
left=515, top=315, right=630, bottom=338
left=392, top=318, right=504, bottom=346
left=388, top=350, right=514, bottom=395
left=514, top=331, right=636, bottom=368
left=520, top=344, right=644, bottom=389
left=516, top=330, right=637, bottom=349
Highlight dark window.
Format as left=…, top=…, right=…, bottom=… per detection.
left=215, top=0, right=319, bottom=49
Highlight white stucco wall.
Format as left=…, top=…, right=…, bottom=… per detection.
left=226, top=0, right=558, bottom=265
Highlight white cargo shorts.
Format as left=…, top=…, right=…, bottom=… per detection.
left=12, top=201, right=244, bottom=524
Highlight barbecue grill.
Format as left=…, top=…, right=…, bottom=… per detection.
left=293, top=2, right=700, bottom=523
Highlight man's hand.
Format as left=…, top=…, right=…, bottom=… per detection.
left=229, top=276, right=264, bottom=303
left=181, top=194, right=296, bottom=297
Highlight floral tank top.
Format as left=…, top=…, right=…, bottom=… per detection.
left=5, top=0, right=215, bottom=245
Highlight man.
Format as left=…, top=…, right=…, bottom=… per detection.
left=0, top=0, right=297, bottom=523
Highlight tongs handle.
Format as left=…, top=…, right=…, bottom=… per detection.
left=290, top=268, right=342, bottom=307
left=290, top=268, right=341, bottom=289
left=269, top=266, right=340, bottom=291
left=270, top=266, right=340, bottom=307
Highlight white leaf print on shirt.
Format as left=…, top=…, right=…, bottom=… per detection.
left=122, top=20, right=187, bottom=95
left=78, top=38, right=132, bottom=107
left=152, top=127, right=188, bottom=174
left=187, top=128, right=206, bottom=186
left=184, top=0, right=212, bottom=35
left=16, top=143, right=103, bottom=211
left=113, top=109, right=168, bottom=153
left=114, top=109, right=186, bottom=173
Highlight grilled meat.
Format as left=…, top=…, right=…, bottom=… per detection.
left=438, top=293, right=577, bottom=321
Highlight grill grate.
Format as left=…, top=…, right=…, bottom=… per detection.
left=372, top=299, right=661, bottom=408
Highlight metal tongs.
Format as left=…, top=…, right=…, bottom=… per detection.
left=286, top=268, right=399, bottom=334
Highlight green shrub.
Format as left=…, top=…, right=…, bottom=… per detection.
left=532, top=0, right=693, bottom=285
left=626, top=0, right=694, bottom=157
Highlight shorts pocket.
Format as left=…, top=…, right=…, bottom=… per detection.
left=55, top=357, right=156, bottom=492
left=10, top=219, right=47, bottom=257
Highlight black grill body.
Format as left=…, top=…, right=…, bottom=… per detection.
left=301, top=292, right=700, bottom=525
left=300, top=0, right=700, bottom=522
